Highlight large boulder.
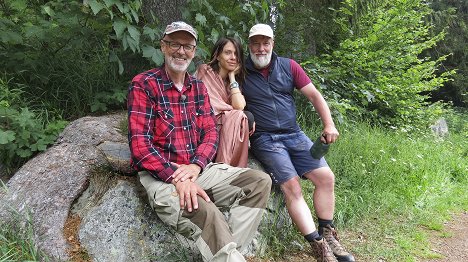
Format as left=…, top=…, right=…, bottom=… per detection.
left=0, top=143, right=105, bottom=260
left=0, top=112, right=289, bottom=261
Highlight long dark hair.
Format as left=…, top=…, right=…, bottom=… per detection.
left=207, top=37, right=245, bottom=83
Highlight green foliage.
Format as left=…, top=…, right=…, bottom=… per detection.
left=0, top=75, right=67, bottom=172
left=0, top=0, right=153, bottom=119
left=326, top=123, right=466, bottom=225
left=183, top=0, right=272, bottom=61
left=305, top=0, right=454, bottom=131
left=445, top=107, right=468, bottom=136
left=273, top=0, right=345, bottom=59
left=300, top=122, right=467, bottom=260
left=91, top=87, right=128, bottom=112
left=85, top=0, right=164, bottom=68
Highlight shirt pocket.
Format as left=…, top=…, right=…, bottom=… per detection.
left=189, top=107, right=205, bottom=132
left=155, top=108, right=175, bottom=138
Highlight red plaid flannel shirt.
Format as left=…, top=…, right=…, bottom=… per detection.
left=127, top=65, right=218, bottom=183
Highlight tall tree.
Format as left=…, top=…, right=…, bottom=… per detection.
left=427, top=0, right=467, bottom=107
left=306, top=0, right=453, bottom=130
left=142, top=0, right=187, bottom=26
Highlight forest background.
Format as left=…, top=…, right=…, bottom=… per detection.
left=0, top=0, right=467, bottom=261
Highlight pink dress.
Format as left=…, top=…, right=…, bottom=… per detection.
left=195, top=64, right=249, bottom=167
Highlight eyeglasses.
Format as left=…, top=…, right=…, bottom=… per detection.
left=162, top=40, right=196, bottom=52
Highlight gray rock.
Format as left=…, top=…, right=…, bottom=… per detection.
left=0, top=143, right=106, bottom=261
left=98, top=141, right=134, bottom=175
left=79, top=180, right=195, bottom=262
left=0, top=111, right=289, bottom=262
left=430, top=118, right=449, bottom=137
left=57, top=113, right=127, bottom=145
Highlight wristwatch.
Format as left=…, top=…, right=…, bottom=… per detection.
left=230, top=81, right=239, bottom=89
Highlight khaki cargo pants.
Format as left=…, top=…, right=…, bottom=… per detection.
left=139, top=163, right=272, bottom=262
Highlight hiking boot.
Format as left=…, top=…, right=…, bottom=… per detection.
left=321, top=225, right=355, bottom=262
left=310, top=238, right=338, bottom=262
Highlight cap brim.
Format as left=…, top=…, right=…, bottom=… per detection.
left=165, top=29, right=198, bottom=40
left=249, top=33, right=273, bottom=38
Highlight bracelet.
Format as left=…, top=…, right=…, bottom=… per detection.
left=230, top=81, right=239, bottom=89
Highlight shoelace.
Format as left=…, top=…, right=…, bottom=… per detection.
left=326, top=225, right=340, bottom=241
left=326, top=227, right=347, bottom=253
left=321, top=241, right=336, bottom=259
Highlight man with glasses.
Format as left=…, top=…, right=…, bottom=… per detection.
left=242, top=24, right=355, bottom=262
left=127, top=21, right=271, bottom=262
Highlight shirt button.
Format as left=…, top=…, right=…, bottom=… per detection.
left=181, top=110, right=184, bottom=113
left=183, top=127, right=186, bottom=130
left=186, top=144, right=189, bottom=147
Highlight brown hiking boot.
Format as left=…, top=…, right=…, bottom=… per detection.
left=321, top=225, right=355, bottom=262
left=310, top=238, right=338, bottom=262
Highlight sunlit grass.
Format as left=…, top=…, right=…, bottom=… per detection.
left=243, top=108, right=467, bottom=261
left=297, top=120, right=467, bottom=261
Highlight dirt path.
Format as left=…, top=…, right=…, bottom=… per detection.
left=247, top=211, right=467, bottom=262
left=424, top=211, right=468, bottom=262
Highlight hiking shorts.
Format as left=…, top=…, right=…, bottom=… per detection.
left=250, top=131, right=329, bottom=184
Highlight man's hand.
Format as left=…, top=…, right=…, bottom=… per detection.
left=171, top=163, right=201, bottom=183
left=249, top=122, right=256, bottom=136
left=173, top=180, right=211, bottom=212
left=322, top=125, right=339, bottom=144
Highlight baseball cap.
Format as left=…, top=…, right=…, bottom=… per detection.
left=248, top=24, right=274, bottom=39
left=163, top=21, right=198, bottom=40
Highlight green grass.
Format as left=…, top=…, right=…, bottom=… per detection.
left=0, top=211, right=49, bottom=261
left=305, top=121, right=467, bottom=261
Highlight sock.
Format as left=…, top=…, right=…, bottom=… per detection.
left=304, top=231, right=321, bottom=242
left=318, top=218, right=334, bottom=235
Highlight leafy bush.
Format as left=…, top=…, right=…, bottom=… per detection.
left=304, top=0, right=454, bottom=131
left=0, top=0, right=154, bottom=119
left=0, top=75, right=67, bottom=173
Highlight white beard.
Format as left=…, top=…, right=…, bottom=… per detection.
left=166, top=55, right=191, bottom=73
left=250, top=50, right=272, bottom=69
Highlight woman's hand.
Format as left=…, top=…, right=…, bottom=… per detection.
left=228, top=65, right=241, bottom=82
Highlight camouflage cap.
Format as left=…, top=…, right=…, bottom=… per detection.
left=163, top=21, right=198, bottom=40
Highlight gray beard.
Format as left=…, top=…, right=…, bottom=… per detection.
left=250, top=50, right=272, bottom=69
left=166, top=56, right=191, bottom=73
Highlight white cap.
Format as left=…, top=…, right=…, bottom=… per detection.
left=248, top=24, right=274, bottom=39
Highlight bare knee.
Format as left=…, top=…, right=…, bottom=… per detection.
left=306, top=168, right=335, bottom=189
left=280, top=177, right=303, bottom=200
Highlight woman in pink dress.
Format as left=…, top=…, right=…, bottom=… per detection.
left=195, top=37, right=253, bottom=167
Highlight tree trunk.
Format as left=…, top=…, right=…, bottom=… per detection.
left=142, top=0, right=188, bottom=26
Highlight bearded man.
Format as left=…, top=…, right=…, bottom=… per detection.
left=242, top=23, right=355, bottom=262
left=128, top=21, right=271, bottom=262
